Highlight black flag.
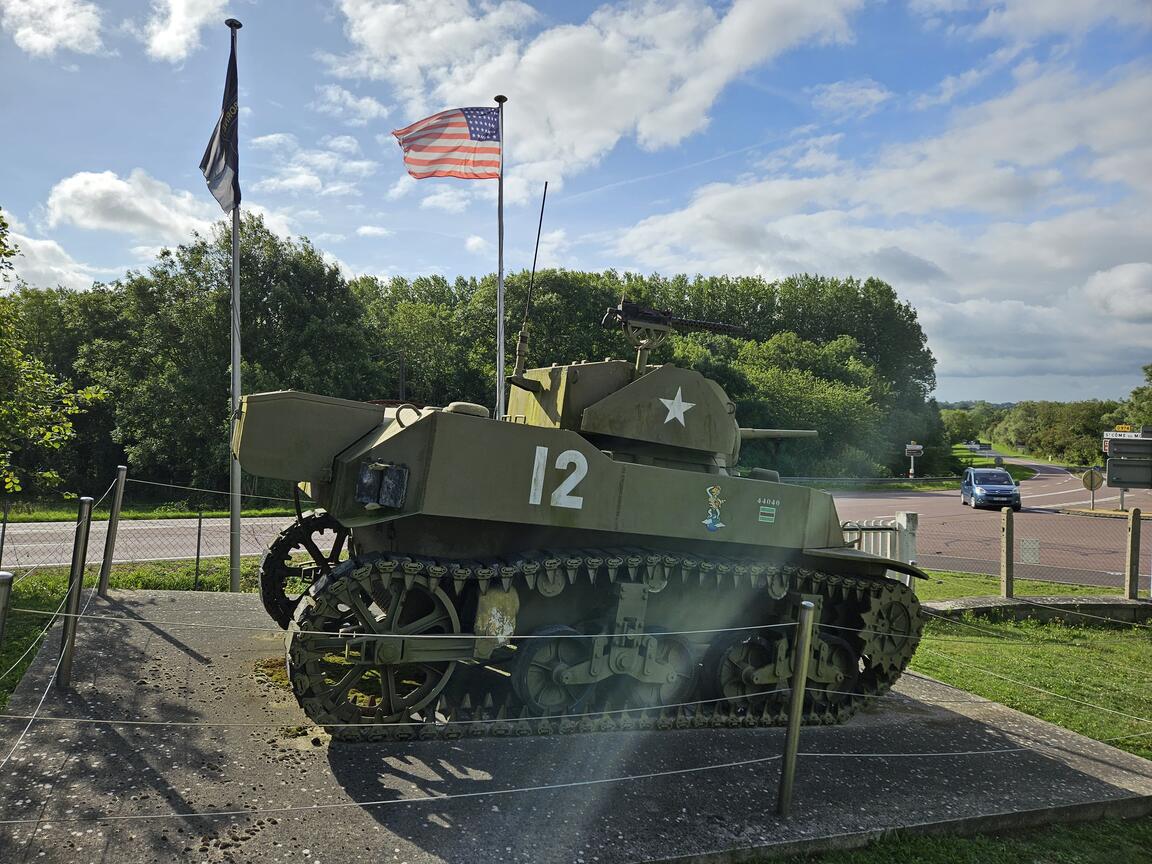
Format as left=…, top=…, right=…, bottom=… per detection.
left=200, top=23, right=241, bottom=212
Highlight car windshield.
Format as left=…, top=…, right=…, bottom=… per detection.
left=974, top=471, right=1012, bottom=484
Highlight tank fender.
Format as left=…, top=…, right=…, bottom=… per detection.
left=801, top=546, right=928, bottom=580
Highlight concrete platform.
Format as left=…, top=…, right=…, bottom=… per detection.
left=926, top=595, right=1152, bottom=624
left=1, top=590, right=1151, bottom=864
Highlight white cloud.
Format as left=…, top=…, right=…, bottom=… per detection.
left=251, top=134, right=378, bottom=197
left=420, top=187, right=472, bottom=213
left=0, top=0, right=104, bottom=56
left=313, top=232, right=346, bottom=244
left=143, top=0, right=228, bottom=63
left=6, top=229, right=102, bottom=290
left=464, top=234, right=489, bottom=254
left=355, top=225, right=392, bottom=238
left=385, top=175, right=416, bottom=200
left=973, top=0, right=1152, bottom=39
left=808, top=78, right=892, bottom=118
left=321, top=134, right=361, bottom=155
left=45, top=168, right=216, bottom=241
left=609, top=61, right=1152, bottom=393
left=312, top=84, right=389, bottom=126
left=1082, top=262, right=1152, bottom=322
left=326, top=0, right=861, bottom=199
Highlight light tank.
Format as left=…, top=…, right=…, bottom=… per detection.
left=234, top=302, right=924, bottom=740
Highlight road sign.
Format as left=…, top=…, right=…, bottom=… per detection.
left=1106, top=457, right=1152, bottom=490
left=1103, top=430, right=1146, bottom=439
left=904, top=444, right=924, bottom=456
left=1082, top=469, right=1103, bottom=491
left=1109, top=437, right=1152, bottom=458
left=1115, top=424, right=1133, bottom=432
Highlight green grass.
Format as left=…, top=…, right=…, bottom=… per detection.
left=950, top=445, right=1035, bottom=482
left=0, top=558, right=260, bottom=710
left=917, top=570, right=1121, bottom=603
left=774, top=816, right=1152, bottom=863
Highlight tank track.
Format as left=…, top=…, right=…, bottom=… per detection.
left=287, top=547, right=922, bottom=742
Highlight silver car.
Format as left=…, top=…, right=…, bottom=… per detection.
left=960, top=467, right=1021, bottom=511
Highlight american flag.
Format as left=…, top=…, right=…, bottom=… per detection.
left=391, top=107, right=501, bottom=180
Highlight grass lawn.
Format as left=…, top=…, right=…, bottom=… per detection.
left=775, top=816, right=1152, bottom=863
left=916, top=570, right=1122, bottom=602
left=951, top=444, right=1035, bottom=482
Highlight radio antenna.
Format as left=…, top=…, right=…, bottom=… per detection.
left=510, top=182, right=549, bottom=392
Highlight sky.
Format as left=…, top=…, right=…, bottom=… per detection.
left=1, top=0, right=1150, bottom=404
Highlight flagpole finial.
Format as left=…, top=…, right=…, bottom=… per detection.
left=494, top=94, right=507, bottom=104
left=225, top=18, right=243, bottom=29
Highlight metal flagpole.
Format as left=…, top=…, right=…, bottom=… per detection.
left=227, top=18, right=243, bottom=592
left=494, top=94, right=507, bottom=420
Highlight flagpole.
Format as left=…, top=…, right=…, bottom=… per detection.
left=226, top=18, right=243, bottom=593
left=494, top=94, right=507, bottom=420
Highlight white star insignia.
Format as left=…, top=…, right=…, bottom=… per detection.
left=659, top=387, right=695, bottom=426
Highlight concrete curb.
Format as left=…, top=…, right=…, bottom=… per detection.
left=1058, top=508, right=1152, bottom=520
left=646, top=794, right=1152, bottom=863
left=923, top=595, right=1152, bottom=624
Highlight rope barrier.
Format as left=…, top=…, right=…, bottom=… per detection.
left=0, top=594, right=70, bottom=682
left=918, top=646, right=1152, bottom=727
left=5, top=606, right=798, bottom=641
left=125, top=477, right=296, bottom=504
left=0, top=753, right=785, bottom=826
left=1013, top=598, right=1152, bottom=630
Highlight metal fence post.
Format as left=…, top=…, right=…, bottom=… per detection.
left=98, top=465, right=128, bottom=597
left=58, top=496, right=93, bottom=689
left=194, top=510, right=204, bottom=591
left=0, top=499, right=8, bottom=571
left=776, top=600, right=816, bottom=817
left=0, top=571, right=13, bottom=648
left=1125, top=508, right=1141, bottom=600
left=1000, top=506, right=1014, bottom=599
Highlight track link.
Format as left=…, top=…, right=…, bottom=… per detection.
left=287, top=548, right=922, bottom=741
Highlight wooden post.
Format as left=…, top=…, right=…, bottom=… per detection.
left=1000, top=506, right=1014, bottom=599
left=1125, top=507, right=1141, bottom=600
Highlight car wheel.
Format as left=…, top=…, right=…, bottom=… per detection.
left=1012, top=503, right=1022, bottom=512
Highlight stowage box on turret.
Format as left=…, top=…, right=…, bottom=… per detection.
left=234, top=303, right=924, bottom=739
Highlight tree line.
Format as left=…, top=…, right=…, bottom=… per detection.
left=2, top=211, right=952, bottom=501
left=941, top=372, right=1152, bottom=466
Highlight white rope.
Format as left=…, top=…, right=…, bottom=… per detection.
left=6, top=606, right=797, bottom=641
left=0, top=689, right=792, bottom=730
left=919, top=646, right=1152, bottom=727
left=125, top=477, right=295, bottom=504
left=1013, top=598, right=1152, bottom=630
left=0, top=753, right=785, bottom=826
left=0, top=594, right=70, bottom=682
left=0, top=585, right=97, bottom=775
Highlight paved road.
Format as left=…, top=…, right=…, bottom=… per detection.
left=2, top=457, right=1148, bottom=590
left=833, top=456, right=1151, bottom=590
left=0, top=515, right=288, bottom=571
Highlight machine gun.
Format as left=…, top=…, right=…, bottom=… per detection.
left=602, top=301, right=748, bottom=371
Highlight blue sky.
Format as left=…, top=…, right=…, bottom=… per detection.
left=2, top=0, right=1150, bottom=403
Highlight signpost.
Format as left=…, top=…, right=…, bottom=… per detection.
left=1082, top=468, right=1104, bottom=510
left=1102, top=426, right=1152, bottom=496
left=904, top=442, right=923, bottom=478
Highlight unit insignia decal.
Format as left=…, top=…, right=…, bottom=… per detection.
left=703, top=484, right=726, bottom=532
left=658, top=387, right=695, bottom=426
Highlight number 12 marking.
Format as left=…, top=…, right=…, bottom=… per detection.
left=528, top=446, right=587, bottom=509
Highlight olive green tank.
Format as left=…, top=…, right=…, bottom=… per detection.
left=235, top=302, right=924, bottom=740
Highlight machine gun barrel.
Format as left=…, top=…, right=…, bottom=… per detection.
left=602, top=301, right=747, bottom=337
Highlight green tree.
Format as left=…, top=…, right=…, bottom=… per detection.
left=0, top=220, right=104, bottom=493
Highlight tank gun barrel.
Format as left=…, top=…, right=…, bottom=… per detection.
left=740, top=429, right=820, bottom=440
left=602, top=301, right=747, bottom=337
